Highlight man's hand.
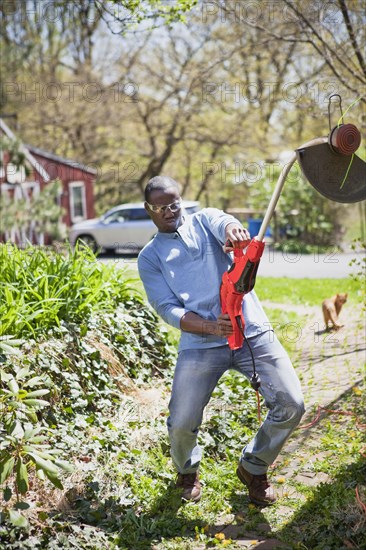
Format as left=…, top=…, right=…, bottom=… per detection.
left=209, top=313, right=234, bottom=337
left=224, top=223, right=250, bottom=252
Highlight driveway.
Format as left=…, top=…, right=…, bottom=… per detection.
left=99, top=249, right=362, bottom=279
left=255, top=249, right=360, bottom=278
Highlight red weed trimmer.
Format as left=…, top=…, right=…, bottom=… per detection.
left=220, top=95, right=366, bottom=391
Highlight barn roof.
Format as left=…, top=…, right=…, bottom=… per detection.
left=0, top=118, right=50, bottom=182
left=0, top=117, right=97, bottom=178
left=27, top=145, right=98, bottom=175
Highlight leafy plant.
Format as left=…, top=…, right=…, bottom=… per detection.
left=0, top=336, right=24, bottom=358
left=0, top=173, right=66, bottom=243
left=0, top=365, right=73, bottom=527
left=0, top=242, right=139, bottom=337
left=349, top=237, right=366, bottom=310
left=108, top=0, right=198, bottom=27
left=0, top=136, right=30, bottom=172
left=0, top=243, right=176, bottom=538
left=200, top=371, right=258, bottom=457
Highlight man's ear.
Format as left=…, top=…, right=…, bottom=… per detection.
left=144, top=202, right=157, bottom=225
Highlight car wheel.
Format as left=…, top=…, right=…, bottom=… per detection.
left=76, top=235, right=98, bottom=253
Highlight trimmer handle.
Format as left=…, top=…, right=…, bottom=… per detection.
left=220, top=239, right=265, bottom=350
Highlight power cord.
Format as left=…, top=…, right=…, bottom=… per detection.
left=236, top=316, right=261, bottom=422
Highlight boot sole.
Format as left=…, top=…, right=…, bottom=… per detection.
left=181, top=493, right=201, bottom=503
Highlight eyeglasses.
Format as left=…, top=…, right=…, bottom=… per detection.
left=146, top=200, right=181, bottom=214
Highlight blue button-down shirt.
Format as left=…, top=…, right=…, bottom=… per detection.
left=138, top=208, right=271, bottom=351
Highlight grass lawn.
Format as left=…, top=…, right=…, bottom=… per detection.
left=255, top=277, right=361, bottom=306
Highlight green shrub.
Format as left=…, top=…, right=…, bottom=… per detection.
left=0, top=243, right=138, bottom=338
left=0, top=364, right=73, bottom=528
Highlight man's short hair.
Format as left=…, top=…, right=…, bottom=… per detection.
left=144, top=176, right=180, bottom=202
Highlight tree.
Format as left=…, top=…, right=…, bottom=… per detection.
left=218, top=0, right=365, bottom=106
left=0, top=1, right=198, bottom=163
left=97, top=0, right=198, bottom=32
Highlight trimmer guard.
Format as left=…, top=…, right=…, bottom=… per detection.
left=296, top=143, right=366, bottom=203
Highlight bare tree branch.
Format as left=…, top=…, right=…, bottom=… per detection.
left=338, top=0, right=366, bottom=77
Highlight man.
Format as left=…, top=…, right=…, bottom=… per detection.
left=138, top=175, right=305, bottom=506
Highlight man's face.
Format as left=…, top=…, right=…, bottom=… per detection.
left=144, top=187, right=183, bottom=233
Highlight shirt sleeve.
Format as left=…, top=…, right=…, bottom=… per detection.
left=200, top=208, right=241, bottom=244
left=137, top=252, right=188, bottom=329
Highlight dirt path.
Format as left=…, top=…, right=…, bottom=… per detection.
left=287, top=302, right=364, bottom=411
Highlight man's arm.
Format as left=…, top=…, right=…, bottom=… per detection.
left=138, top=253, right=187, bottom=329
left=200, top=208, right=250, bottom=249
left=180, top=311, right=234, bottom=337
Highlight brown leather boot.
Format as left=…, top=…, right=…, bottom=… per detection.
left=237, top=463, right=276, bottom=506
left=176, top=471, right=201, bottom=502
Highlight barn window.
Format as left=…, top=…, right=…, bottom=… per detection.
left=69, top=181, right=86, bottom=222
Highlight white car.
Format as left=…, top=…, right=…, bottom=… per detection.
left=69, top=201, right=201, bottom=253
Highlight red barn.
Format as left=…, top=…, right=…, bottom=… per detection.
left=0, top=118, right=96, bottom=244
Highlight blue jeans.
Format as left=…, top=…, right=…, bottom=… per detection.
left=167, top=331, right=305, bottom=475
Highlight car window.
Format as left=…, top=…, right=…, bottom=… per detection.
left=128, top=208, right=150, bottom=221
left=103, top=207, right=150, bottom=224
left=104, top=210, right=130, bottom=223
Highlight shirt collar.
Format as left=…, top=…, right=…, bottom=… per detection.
left=157, top=216, right=186, bottom=238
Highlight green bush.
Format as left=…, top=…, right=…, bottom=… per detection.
left=0, top=244, right=176, bottom=532
left=0, top=243, right=137, bottom=338
left=0, top=364, right=73, bottom=528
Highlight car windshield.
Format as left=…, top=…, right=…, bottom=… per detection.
left=103, top=207, right=150, bottom=224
